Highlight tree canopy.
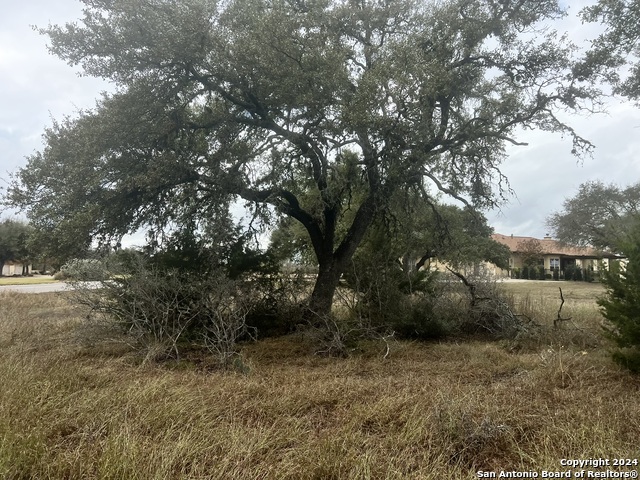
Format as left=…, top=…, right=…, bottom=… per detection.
left=579, top=0, right=640, bottom=101
left=546, top=181, right=640, bottom=253
left=5, top=0, right=599, bottom=315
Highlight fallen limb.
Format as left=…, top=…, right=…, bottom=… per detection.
left=554, top=287, right=572, bottom=327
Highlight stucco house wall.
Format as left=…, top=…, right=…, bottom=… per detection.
left=491, top=233, right=620, bottom=278
left=1, top=261, right=31, bottom=276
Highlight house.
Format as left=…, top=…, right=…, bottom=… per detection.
left=1, top=260, right=31, bottom=276
left=491, top=233, right=621, bottom=278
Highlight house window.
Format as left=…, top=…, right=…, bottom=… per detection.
left=550, top=258, right=560, bottom=270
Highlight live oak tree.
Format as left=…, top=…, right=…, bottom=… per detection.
left=271, top=190, right=510, bottom=280
left=343, top=200, right=510, bottom=316
left=579, top=0, right=640, bottom=101
left=349, top=196, right=510, bottom=281
left=391, top=202, right=510, bottom=276
left=547, top=181, right=640, bottom=254
left=6, top=0, right=599, bottom=317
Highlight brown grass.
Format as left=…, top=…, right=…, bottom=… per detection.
left=1, top=286, right=639, bottom=479
left=498, top=280, right=608, bottom=350
left=500, top=279, right=606, bottom=302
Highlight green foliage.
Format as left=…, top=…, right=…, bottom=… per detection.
left=65, top=230, right=298, bottom=361
left=334, top=193, right=510, bottom=339
left=226, top=238, right=280, bottom=281
left=55, top=258, right=110, bottom=281
left=584, top=267, right=594, bottom=283
left=272, top=190, right=510, bottom=278
left=242, top=270, right=308, bottom=339
left=580, top=0, right=640, bottom=101
left=562, top=265, right=587, bottom=282
left=268, top=217, right=316, bottom=267
left=5, top=0, right=600, bottom=317
left=517, top=238, right=544, bottom=268
left=383, top=296, right=450, bottom=341
left=345, top=259, right=441, bottom=337
left=574, top=267, right=584, bottom=282
left=598, top=231, right=640, bottom=372
left=547, top=181, right=640, bottom=253
left=564, top=264, right=576, bottom=281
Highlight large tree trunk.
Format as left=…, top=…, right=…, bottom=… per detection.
left=307, top=259, right=343, bottom=320
left=305, top=196, right=378, bottom=319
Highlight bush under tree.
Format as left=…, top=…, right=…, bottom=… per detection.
left=67, top=238, right=275, bottom=367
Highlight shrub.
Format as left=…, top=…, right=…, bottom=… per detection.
left=584, top=267, right=594, bottom=282
left=55, top=258, right=110, bottom=281
left=391, top=295, right=450, bottom=341
left=68, top=256, right=254, bottom=366
left=598, top=237, right=640, bottom=373
left=244, top=269, right=307, bottom=338
left=574, top=267, right=583, bottom=282
left=564, top=264, right=576, bottom=281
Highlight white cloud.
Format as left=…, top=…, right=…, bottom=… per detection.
left=0, top=1, right=108, bottom=176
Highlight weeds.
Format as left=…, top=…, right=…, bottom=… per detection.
left=1, top=284, right=638, bottom=479
left=66, top=257, right=255, bottom=366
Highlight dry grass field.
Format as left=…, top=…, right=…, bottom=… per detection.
left=1, top=282, right=639, bottom=479
left=0, top=275, right=59, bottom=286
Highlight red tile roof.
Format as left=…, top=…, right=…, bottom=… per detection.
left=491, top=233, right=618, bottom=258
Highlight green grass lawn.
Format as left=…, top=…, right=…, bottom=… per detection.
left=0, top=275, right=59, bottom=286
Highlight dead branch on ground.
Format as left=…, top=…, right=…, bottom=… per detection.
left=554, top=287, right=572, bottom=327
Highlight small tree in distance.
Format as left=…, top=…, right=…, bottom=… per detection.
left=517, top=238, right=544, bottom=277
left=547, top=181, right=640, bottom=254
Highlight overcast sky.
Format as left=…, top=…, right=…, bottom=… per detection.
left=1, top=0, right=639, bottom=246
